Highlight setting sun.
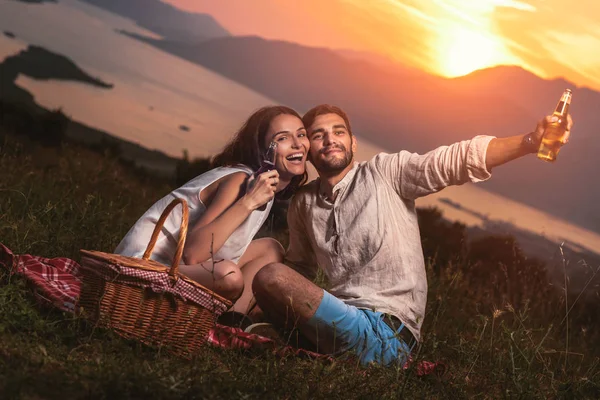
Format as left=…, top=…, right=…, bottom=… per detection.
left=436, top=26, right=512, bottom=77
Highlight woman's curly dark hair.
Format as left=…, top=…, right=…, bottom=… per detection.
left=211, top=105, right=308, bottom=200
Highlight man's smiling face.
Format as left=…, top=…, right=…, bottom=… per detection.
left=307, top=113, right=356, bottom=174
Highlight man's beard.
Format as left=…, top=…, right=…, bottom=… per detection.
left=315, top=144, right=353, bottom=174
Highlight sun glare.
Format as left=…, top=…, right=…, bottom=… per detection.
left=436, top=25, right=513, bottom=77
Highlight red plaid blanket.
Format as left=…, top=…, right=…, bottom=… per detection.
left=0, top=243, right=445, bottom=375
left=0, top=243, right=81, bottom=312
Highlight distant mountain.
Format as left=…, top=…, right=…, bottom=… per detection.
left=122, top=32, right=600, bottom=234
left=80, top=0, right=230, bottom=42
left=334, top=49, right=425, bottom=75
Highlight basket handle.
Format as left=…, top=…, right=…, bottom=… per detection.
left=142, top=198, right=189, bottom=276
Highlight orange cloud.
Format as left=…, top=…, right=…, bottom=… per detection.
left=492, top=2, right=600, bottom=89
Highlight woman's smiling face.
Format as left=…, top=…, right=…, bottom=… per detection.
left=264, top=113, right=310, bottom=181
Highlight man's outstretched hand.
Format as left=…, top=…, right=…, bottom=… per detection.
left=485, top=113, right=574, bottom=171
left=532, top=114, right=574, bottom=146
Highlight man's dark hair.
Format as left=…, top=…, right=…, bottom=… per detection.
left=302, top=104, right=353, bottom=136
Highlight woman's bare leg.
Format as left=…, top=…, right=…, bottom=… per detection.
left=232, top=238, right=284, bottom=316
left=178, top=260, right=244, bottom=302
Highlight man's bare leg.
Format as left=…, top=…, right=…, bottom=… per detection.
left=252, top=262, right=341, bottom=353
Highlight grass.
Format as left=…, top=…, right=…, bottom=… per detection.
left=1, top=129, right=600, bottom=399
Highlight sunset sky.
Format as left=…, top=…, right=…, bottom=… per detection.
left=166, top=0, right=600, bottom=91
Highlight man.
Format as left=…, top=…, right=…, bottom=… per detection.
left=250, top=104, right=572, bottom=366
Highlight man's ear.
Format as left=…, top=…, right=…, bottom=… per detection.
left=351, top=135, right=357, bottom=153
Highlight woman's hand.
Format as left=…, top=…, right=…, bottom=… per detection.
left=241, top=170, right=279, bottom=210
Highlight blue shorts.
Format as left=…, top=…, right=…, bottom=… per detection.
left=306, top=290, right=416, bottom=366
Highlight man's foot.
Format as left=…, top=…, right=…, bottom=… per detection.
left=244, top=322, right=285, bottom=345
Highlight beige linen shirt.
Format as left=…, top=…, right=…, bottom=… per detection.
left=285, top=135, right=495, bottom=341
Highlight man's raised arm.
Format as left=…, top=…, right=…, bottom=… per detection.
left=375, top=135, right=493, bottom=200
left=375, top=114, right=572, bottom=201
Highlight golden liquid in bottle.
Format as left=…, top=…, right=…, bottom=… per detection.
left=537, top=90, right=572, bottom=162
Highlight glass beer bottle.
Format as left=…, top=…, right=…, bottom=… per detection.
left=254, top=141, right=278, bottom=177
left=537, top=89, right=572, bottom=162
left=253, top=141, right=278, bottom=211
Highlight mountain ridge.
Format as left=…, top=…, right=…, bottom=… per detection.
left=79, top=0, right=230, bottom=42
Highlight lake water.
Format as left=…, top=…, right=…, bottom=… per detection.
left=1, top=0, right=599, bottom=261
left=0, top=0, right=278, bottom=159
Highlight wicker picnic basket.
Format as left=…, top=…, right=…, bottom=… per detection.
left=78, top=198, right=232, bottom=357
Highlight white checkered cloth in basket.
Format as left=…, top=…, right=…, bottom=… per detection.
left=81, top=257, right=228, bottom=314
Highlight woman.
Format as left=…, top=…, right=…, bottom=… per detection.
left=115, top=106, right=309, bottom=319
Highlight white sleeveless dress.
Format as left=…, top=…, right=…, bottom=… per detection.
left=114, top=166, right=273, bottom=266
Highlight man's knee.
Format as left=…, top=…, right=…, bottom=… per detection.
left=252, top=262, right=287, bottom=296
